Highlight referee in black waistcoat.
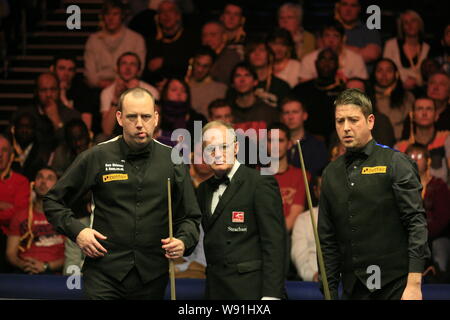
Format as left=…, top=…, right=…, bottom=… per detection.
left=318, top=88, right=430, bottom=300
left=197, top=121, right=288, bottom=300
left=44, top=88, right=201, bottom=299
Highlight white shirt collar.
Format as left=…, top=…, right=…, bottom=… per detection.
left=227, top=159, right=240, bottom=182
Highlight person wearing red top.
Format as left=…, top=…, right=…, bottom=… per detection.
left=267, top=123, right=308, bottom=232
left=405, top=143, right=450, bottom=280
left=0, top=134, right=30, bottom=272
left=6, top=167, right=65, bottom=274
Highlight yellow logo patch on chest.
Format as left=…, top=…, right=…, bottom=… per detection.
left=102, top=173, right=129, bottom=182
left=361, top=166, right=387, bottom=174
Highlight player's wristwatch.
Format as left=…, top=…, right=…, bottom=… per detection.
left=43, top=262, right=50, bottom=273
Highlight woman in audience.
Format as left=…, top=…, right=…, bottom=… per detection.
left=371, top=58, right=415, bottom=141
left=267, top=28, right=302, bottom=88
left=383, top=10, right=430, bottom=91
left=158, top=78, right=206, bottom=146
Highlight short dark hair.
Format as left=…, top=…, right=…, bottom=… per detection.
left=320, top=19, right=345, bottom=37
left=52, top=54, right=77, bottom=68
left=101, top=0, right=126, bottom=15
left=414, top=95, right=435, bottom=111
left=280, top=95, right=308, bottom=113
left=334, top=88, right=373, bottom=117
left=208, top=99, right=231, bottom=117
left=193, top=46, right=217, bottom=63
left=268, top=122, right=291, bottom=141
left=116, top=51, right=141, bottom=70
left=231, top=61, right=258, bottom=82
left=35, top=166, right=59, bottom=180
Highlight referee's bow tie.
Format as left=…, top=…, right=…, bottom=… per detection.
left=208, top=175, right=230, bottom=191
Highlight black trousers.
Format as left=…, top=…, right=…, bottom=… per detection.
left=343, top=275, right=408, bottom=300
left=83, top=266, right=168, bottom=300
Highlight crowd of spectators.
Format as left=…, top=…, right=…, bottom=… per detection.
left=0, top=0, right=449, bottom=286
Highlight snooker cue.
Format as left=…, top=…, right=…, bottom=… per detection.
left=167, top=178, right=176, bottom=300
left=297, top=140, right=331, bottom=300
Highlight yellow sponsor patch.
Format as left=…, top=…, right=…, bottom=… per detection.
left=102, top=173, right=128, bottom=182
left=361, top=166, right=387, bottom=174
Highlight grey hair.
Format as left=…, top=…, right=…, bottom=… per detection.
left=278, top=2, right=303, bottom=23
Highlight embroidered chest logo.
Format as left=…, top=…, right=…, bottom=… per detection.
left=361, top=166, right=387, bottom=175
left=104, top=162, right=125, bottom=172
left=232, top=211, right=245, bottom=223
left=103, top=173, right=128, bottom=183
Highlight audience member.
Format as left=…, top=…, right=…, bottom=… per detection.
left=48, top=120, right=93, bottom=276
left=6, top=167, right=64, bottom=274
left=228, top=62, right=279, bottom=133
left=267, top=123, right=307, bottom=232
left=371, top=58, right=415, bottom=141
left=100, top=52, right=159, bottom=140
left=84, top=0, right=146, bottom=88
left=0, top=134, right=30, bottom=272
left=207, top=99, right=258, bottom=167
left=201, top=20, right=241, bottom=85
left=299, top=20, right=368, bottom=82
left=383, top=10, right=430, bottom=91
left=291, top=174, right=322, bottom=281
left=427, top=72, right=450, bottom=132
left=280, top=97, right=328, bottom=179
left=395, top=96, right=449, bottom=183
left=334, top=0, right=381, bottom=71
left=220, top=1, right=246, bottom=59
left=244, top=39, right=291, bottom=108
left=186, top=46, right=227, bottom=118
left=144, top=0, right=199, bottom=83
left=9, top=112, right=52, bottom=181
left=430, top=23, right=450, bottom=76
left=267, top=28, right=302, bottom=88
left=277, top=2, right=316, bottom=60
left=24, top=73, right=80, bottom=149
left=158, top=78, right=206, bottom=146
left=405, top=144, right=450, bottom=282
left=50, top=55, right=99, bottom=134
left=293, top=48, right=346, bottom=144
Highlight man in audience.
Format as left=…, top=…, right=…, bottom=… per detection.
left=100, top=52, right=159, bottom=140
left=334, top=0, right=382, bottom=70
left=220, top=1, right=246, bottom=59
left=50, top=55, right=99, bottom=134
left=280, top=97, right=328, bottom=179
left=299, top=21, right=368, bottom=82
left=10, top=112, right=52, bottom=181
left=0, top=134, right=30, bottom=272
left=405, top=144, right=450, bottom=282
left=186, top=46, right=227, bottom=118
left=293, top=48, right=346, bottom=144
left=202, top=20, right=242, bottom=85
left=229, top=62, right=279, bottom=133
left=267, top=123, right=307, bottom=232
left=395, top=96, right=450, bottom=183
left=145, top=0, right=199, bottom=83
left=6, top=167, right=65, bottom=274
left=26, top=73, right=80, bottom=149
left=84, top=0, right=146, bottom=88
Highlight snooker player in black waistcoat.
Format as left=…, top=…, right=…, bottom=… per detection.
left=44, top=88, right=201, bottom=299
left=196, top=121, right=288, bottom=300
left=318, top=88, right=430, bottom=300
